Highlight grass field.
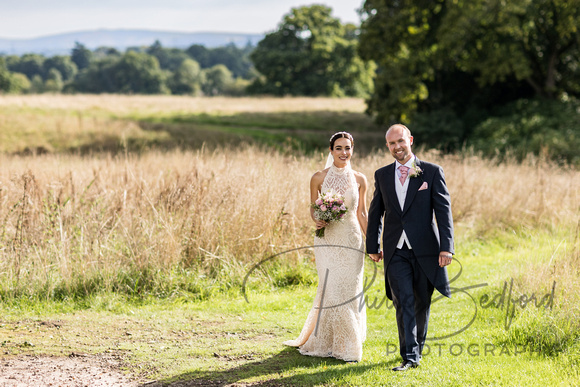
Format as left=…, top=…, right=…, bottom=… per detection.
left=0, top=95, right=578, bottom=385
left=0, top=95, right=380, bottom=154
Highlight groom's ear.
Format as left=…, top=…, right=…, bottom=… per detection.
left=409, top=136, right=414, bottom=146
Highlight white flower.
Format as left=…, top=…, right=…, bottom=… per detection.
left=409, top=162, right=422, bottom=178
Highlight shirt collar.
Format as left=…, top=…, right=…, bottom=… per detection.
left=395, top=154, right=416, bottom=170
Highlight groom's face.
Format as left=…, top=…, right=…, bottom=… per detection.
left=386, top=127, right=413, bottom=163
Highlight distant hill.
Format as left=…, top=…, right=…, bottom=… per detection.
left=0, top=29, right=264, bottom=56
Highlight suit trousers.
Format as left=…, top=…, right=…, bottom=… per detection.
left=386, top=247, right=434, bottom=362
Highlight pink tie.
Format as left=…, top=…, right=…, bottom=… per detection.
left=399, top=166, right=409, bottom=185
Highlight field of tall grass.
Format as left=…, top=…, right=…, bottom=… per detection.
left=0, top=96, right=577, bottom=299
left=0, top=146, right=577, bottom=299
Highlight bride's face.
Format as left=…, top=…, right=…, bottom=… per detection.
left=330, top=137, right=353, bottom=167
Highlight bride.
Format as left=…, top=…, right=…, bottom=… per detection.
left=284, top=131, right=368, bottom=362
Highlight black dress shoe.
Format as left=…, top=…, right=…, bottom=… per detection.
left=392, top=360, right=419, bottom=371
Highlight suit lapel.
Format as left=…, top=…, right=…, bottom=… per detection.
left=402, top=158, right=423, bottom=215
left=384, top=163, right=401, bottom=215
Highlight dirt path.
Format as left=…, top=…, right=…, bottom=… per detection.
left=0, top=356, right=241, bottom=387
left=0, top=354, right=138, bottom=387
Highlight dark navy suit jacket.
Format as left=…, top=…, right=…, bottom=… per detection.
left=366, top=158, right=454, bottom=300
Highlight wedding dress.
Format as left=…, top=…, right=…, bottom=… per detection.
left=284, top=163, right=366, bottom=362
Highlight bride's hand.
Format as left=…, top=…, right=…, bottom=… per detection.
left=314, top=219, right=328, bottom=229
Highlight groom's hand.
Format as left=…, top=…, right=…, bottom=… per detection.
left=439, top=251, right=453, bottom=267
left=369, top=252, right=383, bottom=262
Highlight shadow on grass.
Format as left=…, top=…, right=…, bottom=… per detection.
left=153, top=347, right=398, bottom=386
left=11, top=110, right=384, bottom=157
left=139, top=111, right=379, bottom=133
left=136, top=112, right=385, bottom=156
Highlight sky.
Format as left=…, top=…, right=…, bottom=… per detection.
left=0, top=0, right=364, bottom=39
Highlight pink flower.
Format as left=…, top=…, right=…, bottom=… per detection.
left=315, top=198, right=323, bottom=206
left=320, top=205, right=327, bottom=211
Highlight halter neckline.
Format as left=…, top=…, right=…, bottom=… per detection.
left=330, top=162, right=351, bottom=174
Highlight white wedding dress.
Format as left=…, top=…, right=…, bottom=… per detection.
left=284, top=163, right=366, bottom=362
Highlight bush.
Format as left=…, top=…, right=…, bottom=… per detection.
left=409, top=108, right=466, bottom=151
left=470, top=98, right=580, bottom=165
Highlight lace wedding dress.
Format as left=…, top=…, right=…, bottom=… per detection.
left=284, top=163, right=366, bottom=362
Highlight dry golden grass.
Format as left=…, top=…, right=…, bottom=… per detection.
left=0, top=109, right=161, bottom=154
left=447, top=151, right=580, bottom=311
left=0, top=148, right=315, bottom=298
left=0, top=145, right=578, bottom=299
left=0, top=95, right=577, bottom=300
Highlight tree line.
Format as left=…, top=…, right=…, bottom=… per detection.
left=0, top=5, right=374, bottom=98
left=0, top=40, right=256, bottom=95
left=1, top=1, right=579, bottom=163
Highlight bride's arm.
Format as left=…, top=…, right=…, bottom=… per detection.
left=355, top=172, right=369, bottom=237
left=310, top=170, right=327, bottom=230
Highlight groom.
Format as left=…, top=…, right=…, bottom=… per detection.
left=366, top=124, right=454, bottom=371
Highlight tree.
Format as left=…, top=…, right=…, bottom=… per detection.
left=147, top=40, right=190, bottom=72
left=93, top=46, right=121, bottom=59
left=201, top=64, right=233, bottom=95
left=438, top=0, right=580, bottom=99
left=204, top=44, right=254, bottom=79
left=7, top=53, right=45, bottom=80
left=43, top=55, right=78, bottom=81
left=359, top=0, right=580, bottom=124
left=186, top=43, right=256, bottom=79
left=0, top=58, right=30, bottom=93
left=170, top=58, right=204, bottom=95
left=113, top=51, right=169, bottom=94
left=249, top=5, right=375, bottom=97
left=71, top=42, right=93, bottom=70
left=30, top=75, right=45, bottom=93
left=72, top=56, right=118, bottom=93
left=186, top=45, right=211, bottom=68
left=0, top=58, right=13, bottom=92
left=44, top=68, right=64, bottom=92
left=9, top=73, right=31, bottom=93
left=72, top=52, right=168, bottom=94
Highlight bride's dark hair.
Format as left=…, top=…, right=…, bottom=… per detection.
left=329, top=132, right=354, bottom=150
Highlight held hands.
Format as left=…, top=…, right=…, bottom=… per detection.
left=439, top=251, right=453, bottom=267
left=368, top=251, right=451, bottom=265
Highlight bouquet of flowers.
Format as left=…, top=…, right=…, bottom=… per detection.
left=312, top=189, right=348, bottom=237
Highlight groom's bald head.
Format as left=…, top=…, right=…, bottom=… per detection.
left=386, top=124, right=412, bottom=139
